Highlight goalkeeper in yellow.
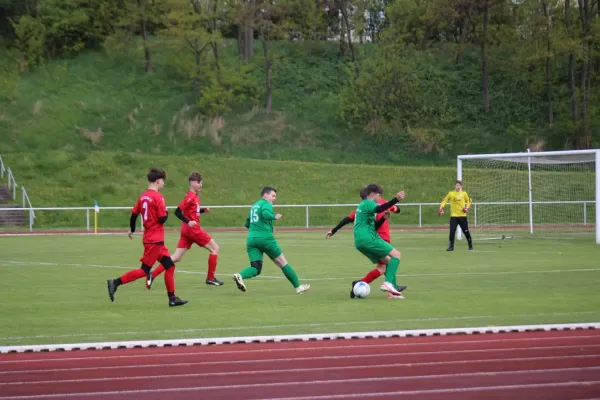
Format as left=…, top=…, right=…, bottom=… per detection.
left=438, top=180, right=473, bottom=251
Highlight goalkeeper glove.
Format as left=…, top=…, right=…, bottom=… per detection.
left=462, top=206, right=469, bottom=213
left=437, top=208, right=444, bottom=217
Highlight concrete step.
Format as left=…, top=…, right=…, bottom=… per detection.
left=0, top=204, right=26, bottom=227
left=0, top=185, right=12, bottom=202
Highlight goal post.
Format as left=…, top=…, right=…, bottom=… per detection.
left=456, top=149, right=599, bottom=244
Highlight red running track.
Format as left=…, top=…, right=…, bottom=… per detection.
left=1, top=329, right=600, bottom=399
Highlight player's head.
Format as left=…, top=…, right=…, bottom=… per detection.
left=365, top=183, right=384, bottom=200
left=359, top=187, right=368, bottom=200
left=147, top=168, right=166, bottom=190
left=455, top=180, right=463, bottom=191
left=189, top=172, right=203, bottom=192
left=261, top=186, right=277, bottom=204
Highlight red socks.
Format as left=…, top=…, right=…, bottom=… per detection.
left=120, top=268, right=147, bottom=284
left=360, top=268, right=382, bottom=284
left=207, top=254, right=218, bottom=280
left=152, top=264, right=165, bottom=279
left=164, top=266, right=175, bottom=293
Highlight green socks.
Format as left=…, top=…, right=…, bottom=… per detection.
left=240, top=266, right=259, bottom=279
left=240, top=264, right=300, bottom=288
left=385, top=257, right=400, bottom=284
left=281, top=264, right=300, bottom=288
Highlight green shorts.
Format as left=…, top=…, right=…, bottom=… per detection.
left=246, top=237, right=283, bottom=262
left=356, top=238, right=394, bottom=264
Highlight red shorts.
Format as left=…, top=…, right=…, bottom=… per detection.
left=140, top=243, right=170, bottom=267
left=177, top=227, right=212, bottom=249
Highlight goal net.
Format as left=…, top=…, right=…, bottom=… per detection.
left=457, top=150, right=599, bottom=244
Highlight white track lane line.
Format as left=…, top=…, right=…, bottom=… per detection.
left=0, top=368, right=599, bottom=399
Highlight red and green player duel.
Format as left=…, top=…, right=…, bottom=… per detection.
left=233, top=186, right=311, bottom=295
left=327, top=183, right=407, bottom=299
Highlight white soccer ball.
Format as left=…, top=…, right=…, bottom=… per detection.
left=353, top=281, right=371, bottom=299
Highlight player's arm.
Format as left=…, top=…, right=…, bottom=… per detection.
left=374, top=214, right=387, bottom=230
left=373, top=197, right=400, bottom=214
left=174, top=207, right=190, bottom=223
left=326, top=216, right=353, bottom=238
left=128, top=200, right=141, bottom=239
left=199, top=207, right=209, bottom=213
left=438, top=192, right=451, bottom=216
left=463, top=192, right=472, bottom=213
left=157, top=199, right=168, bottom=224
left=244, top=216, right=250, bottom=229
left=261, top=206, right=281, bottom=221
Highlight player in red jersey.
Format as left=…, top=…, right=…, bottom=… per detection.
left=106, top=168, right=187, bottom=307
left=326, top=185, right=406, bottom=298
left=147, top=172, right=223, bottom=288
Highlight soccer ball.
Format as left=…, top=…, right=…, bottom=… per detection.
left=353, top=281, right=371, bottom=299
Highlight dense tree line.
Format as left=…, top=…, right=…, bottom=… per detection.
left=0, top=0, right=598, bottom=150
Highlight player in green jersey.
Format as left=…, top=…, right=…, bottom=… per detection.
left=354, top=183, right=406, bottom=299
left=233, top=187, right=311, bottom=294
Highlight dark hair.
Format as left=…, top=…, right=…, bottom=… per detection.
left=359, top=187, right=368, bottom=200
left=456, top=180, right=463, bottom=185
left=365, top=183, right=384, bottom=196
left=189, top=172, right=203, bottom=183
left=261, top=186, right=277, bottom=196
left=147, top=168, right=166, bottom=183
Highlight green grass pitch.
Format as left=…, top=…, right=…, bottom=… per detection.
left=1, top=230, right=599, bottom=347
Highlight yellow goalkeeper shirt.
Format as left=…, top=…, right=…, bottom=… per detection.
left=440, top=190, right=472, bottom=217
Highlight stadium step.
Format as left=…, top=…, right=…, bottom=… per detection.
left=0, top=185, right=12, bottom=202
left=0, top=204, right=26, bottom=227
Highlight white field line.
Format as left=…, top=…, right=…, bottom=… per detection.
left=1, top=361, right=599, bottom=386
left=0, top=368, right=599, bottom=399
left=4, top=260, right=600, bottom=281
left=2, top=334, right=600, bottom=365
left=1, top=311, right=599, bottom=342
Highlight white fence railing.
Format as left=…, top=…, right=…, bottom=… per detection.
left=0, top=201, right=595, bottom=232
left=0, top=155, right=35, bottom=230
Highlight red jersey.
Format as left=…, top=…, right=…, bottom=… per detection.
left=132, top=189, right=167, bottom=243
left=178, top=190, right=201, bottom=229
left=348, top=199, right=398, bottom=242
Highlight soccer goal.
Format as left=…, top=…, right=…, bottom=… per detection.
left=456, top=149, right=599, bottom=244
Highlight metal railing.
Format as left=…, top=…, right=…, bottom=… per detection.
left=0, top=155, right=35, bottom=230
left=0, top=200, right=595, bottom=232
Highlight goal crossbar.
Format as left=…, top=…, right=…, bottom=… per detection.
left=456, top=149, right=600, bottom=245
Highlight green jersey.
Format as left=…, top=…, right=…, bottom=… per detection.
left=353, top=199, right=379, bottom=244
left=244, top=199, right=277, bottom=238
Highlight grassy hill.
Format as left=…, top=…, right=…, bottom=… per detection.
left=1, top=151, right=457, bottom=229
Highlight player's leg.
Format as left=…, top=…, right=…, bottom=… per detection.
left=107, top=244, right=158, bottom=302
left=158, top=251, right=187, bottom=307
left=458, top=217, right=473, bottom=250
left=232, top=241, right=263, bottom=292
left=448, top=217, right=459, bottom=251
left=350, top=262, right=385, bottom=299
left=268, top=240, right=310, bottom=294
left=199, top=232, right=223, bottom=286
left=147, top=236, right=191, bottom=290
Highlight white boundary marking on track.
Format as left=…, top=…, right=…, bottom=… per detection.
left=1, top=312, right=599, bottom=342
left=1, top=354, right=600, bottom=383
left=4, top=260, right=600, bottom=281
left=2, top=333, right=599, bottom=365
left=0, top=368, right=599, bottom=399
left=2, top=333, right=600, bottom=366
left=1, top=322, right=599, bottom=354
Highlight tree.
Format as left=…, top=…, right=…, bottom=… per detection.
left=9, top=14, right=45, bottom=72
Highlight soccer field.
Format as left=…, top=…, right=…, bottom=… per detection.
left=1, top=230, right=599, bottom=347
